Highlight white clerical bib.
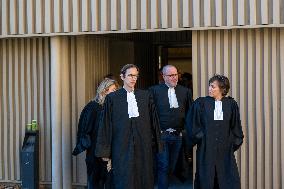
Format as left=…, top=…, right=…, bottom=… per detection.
left=168, top=87, right=179, bottom=108
left=126, top=90, right=139, bottom=118
left=214, top=100, right=223, bottom=120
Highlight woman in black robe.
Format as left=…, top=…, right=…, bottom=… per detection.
left=186, top=74, right=244, bottom=189
left=72, top=78, right=118, bottom=189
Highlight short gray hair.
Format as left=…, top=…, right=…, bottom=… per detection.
left=162, top=65, right=177, bottom=75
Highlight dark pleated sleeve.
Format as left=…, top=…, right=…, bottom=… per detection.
left=72, top=101, right=97, bottom=156
left=95, top=95, right=113, bottom=158
left=185, top=98, right=204, bottom=148
left=149, top=92, right=163, bottom=153
left=230, top=100, right=244, bottom=151
left=186, top=88, right=194, bottom=113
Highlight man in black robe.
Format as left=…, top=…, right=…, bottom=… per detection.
left=149, top=65, right=193, bottom=189
left=95, top=64, right=162, bottom=189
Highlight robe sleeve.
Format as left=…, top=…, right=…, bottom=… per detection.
left=72, top=101, right=96, bottom=156
left=185, top=98, right=204, bottom=148
left=95, top=96, right=113, bottom=158
left=230, top=100, right=244, bottom=151
left=186, top=88, right=194, bottom=114
left=149, top=93, right=163, bottom=153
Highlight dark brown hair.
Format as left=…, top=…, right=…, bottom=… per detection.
left=209, top=74, right=230, bottom=96
left=120, top=64, right=139, bottom=77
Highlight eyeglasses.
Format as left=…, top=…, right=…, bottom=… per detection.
left=126, top=74, right=139, bottom=79
left=164, top=74, right=178, bottom=78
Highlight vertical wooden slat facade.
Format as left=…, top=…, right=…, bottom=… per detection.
left=0, top=36, right=110, bottom=186
left=192, top=28, right=284, bottom=189
left=0, top=38, right=51, bottom=182
left=0, top=0, right=284, bottom=37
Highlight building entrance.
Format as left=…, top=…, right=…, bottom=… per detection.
left=106, top=31, right=193, bottom=189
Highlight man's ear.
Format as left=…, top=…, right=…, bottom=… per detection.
left=120, top=74, right=124, bottom=80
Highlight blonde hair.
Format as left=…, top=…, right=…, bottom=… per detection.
left=95, top=78, right=118, bottom=105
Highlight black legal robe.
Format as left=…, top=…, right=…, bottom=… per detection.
left=149, top=84, right=193, bottom=181
left=149, top=84, right=193, bottom=130
left=95, top=88, right=162, bottom=189
left=72, top=101, right=108, bottom=189
left=186, top=96, right=244, bottom=189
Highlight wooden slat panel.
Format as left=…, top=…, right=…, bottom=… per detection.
left=44, top=0, right=52, bottom=33
left=271, top=28, right=281, bottom=189
left=7, top=39, right=14, bottom=180
left=130, top=0, right=140, bottom=29
left=182, top=0, right=192, bottom=27
left=0, top=40, right=3, bottom=180
left=19, top=39, right=27, bottom=181
left=2, top=39, right=8, bottom=180
left=82, top=0, right=90, bottom=31
left=44, top=38, right=52, bottom=182
left=62, top=0, right=71, bottom=32
left=37, top=38, right=45, bottom=181
left=263, top=28, right=272, bottom=189
left=1, top=0, right=8, bottom=35
left=199, top=31, right=207, bottom=96
left=152, top=0, right=161, bottom=28
left=215, top=30, right=223, bottom=73
left=204, top=0, right=212, bottom=26
left=72, top=0, right=80, bottom=32
left=161, top=0, right=168, bottom=28
left=32, top=38, right=38, bottom=124
left=121, top=0, right=129, bottom=30
left=140, top=0, right=148, bottom=29
left=111, top=0, right=120, bottom=30
left=261, top=0, right=271, bottom=24
left=280, top=28, right=284, bottom=189
left=223, top=30, right=231, bottom=82
left=255, top=29, right=265, bottom=189
left=13, top=39, right=20, bottom=180
left=227, top=0, right=238, bottom=26
left=207, top=30, right=215, bottom=76
left=215, top=0, right=224, bottom=26
left=239, top=29, right=248, bottom=189
left=18, top=0, right=26, bottom=34
left=171, top=0, right=179, bottom=28
left=249, top=0, right=257, bottom=25
left=70, top=37, right=77, bottom=183
left=281, top=1, right=284, bottom=24
left=9, top=0, right=17, bottom=34
left=91, top=0, right=100, bottom=31
left=192, top=31, right=199, bottom=98
left=26, top=0, right=35, bottom=34
left=193, top=0, right=200, bottom=27
left=54, top=0, right=62, bottom=32
left=35, top=0, right=43, bottom=33
left=101, top=0, right=110, bottom=31
left=247, top=29, right=256, bottom=189
left=273, top=0, right=280, bottom=24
